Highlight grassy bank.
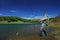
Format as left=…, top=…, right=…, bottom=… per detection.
left=48, top=22, right=60, bottom=40
left=0, top=21, right=38, bottom=24
left=52, top=26, right=60, bottom=40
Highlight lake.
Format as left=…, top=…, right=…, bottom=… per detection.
left=0, top=24, right=40, bottom=36
left=0, top=24, right=54, bottom=40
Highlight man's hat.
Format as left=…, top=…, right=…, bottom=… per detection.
left=40, top=17, right=47, bottom=21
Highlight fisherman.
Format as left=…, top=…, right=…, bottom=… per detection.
left=39, top=17, right=48, bottom=38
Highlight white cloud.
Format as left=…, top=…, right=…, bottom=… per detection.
left=22, top=17, right=33, bottom=19
left=10, top=10, right=16, bottom=12
left=26, top=18, right=33, bottom=19
left=22, top=15, right=44, bottom=20
left=34, top=16, right=40, bottom=19
left=22, top=16, right=42, bottom=19
left=22, top=14, right=53, bottom=20
left=34, top=16, right=43, bottom=19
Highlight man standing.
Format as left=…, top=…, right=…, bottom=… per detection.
left=39, top=17, right=48, bottom=38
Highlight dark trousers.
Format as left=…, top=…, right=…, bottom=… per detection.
left=40, top=30, right=47, bottom=37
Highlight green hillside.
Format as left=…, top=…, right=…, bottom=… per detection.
left=0, top=16, right=39, bottom=24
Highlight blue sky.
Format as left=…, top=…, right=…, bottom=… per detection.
left=0, top=0, right=60, bottom=19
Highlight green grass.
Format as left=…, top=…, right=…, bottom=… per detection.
left=0, top=21, right=37, bottom=24
left=51, top=26, right=60, bottom=40
left=48, top=22, right=60, bottom=40
left=54, top=32, right=60, bottom=36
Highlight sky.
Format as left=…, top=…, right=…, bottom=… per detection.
left=0, top=0, right=60, bottom=19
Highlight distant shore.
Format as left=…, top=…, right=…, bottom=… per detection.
left=0, top=21, right=39, bottom=24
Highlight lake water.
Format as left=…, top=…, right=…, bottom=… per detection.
left=0, top=24, right=54, bottom=40
left=0, top=24, right=40, bottom=36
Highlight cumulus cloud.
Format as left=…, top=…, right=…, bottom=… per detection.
left=34, top=16, right=43, bottom=19
left=10, top=10, right=16, bottom=12
left=26, top=18, right=33, bottom=19
left=22, top=17, right=33, bottom=19
left=24, top=16, right=42, bottom=19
